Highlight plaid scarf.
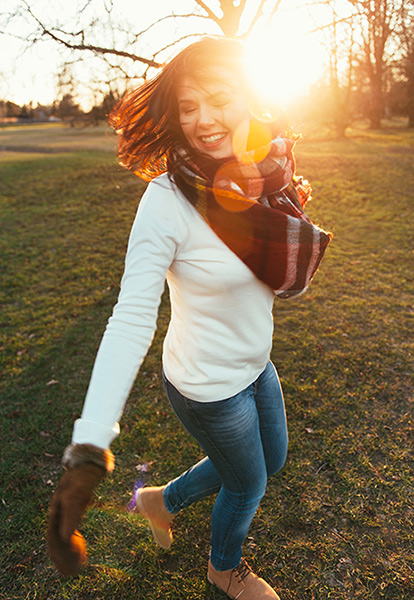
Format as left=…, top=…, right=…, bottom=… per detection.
left=172, top=137, right=331, bottom=298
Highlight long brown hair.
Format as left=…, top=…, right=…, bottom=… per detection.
left=109, top=37, right=287, bottom=181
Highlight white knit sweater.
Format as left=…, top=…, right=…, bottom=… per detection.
left=72, top=173, right=275, bottom=449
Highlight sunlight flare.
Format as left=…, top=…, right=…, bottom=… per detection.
left=244, top=8, right=328, bottom=108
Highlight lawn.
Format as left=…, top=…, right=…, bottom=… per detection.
left=0, top=124, right=413, bottom=599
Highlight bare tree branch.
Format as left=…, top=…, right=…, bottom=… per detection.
left=152, top=33, right=205, bottom=59
left=194, top=0, right=267, bottom=37
left=0, top=29, right=32, bottom=42
left=307, top=13, right=361, bottom=35
left=266, top=0, right=284, bottom=22
left=241, top=0, right=267, bottom=39
left=129, top=12, right=213, bottom=44
left=47, top=30, right=163, bottom=68
left=193, top=0, right=220, bottom=24
left=21, top=0, right=163, bottom=68
left=1, top=0, right=292, bottom=109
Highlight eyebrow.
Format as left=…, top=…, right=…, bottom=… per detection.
left=178, top=91, right=231, bottom=105
left=177, top=98, right=196, bottom=107
left=209, top=91, right=231, bottom=100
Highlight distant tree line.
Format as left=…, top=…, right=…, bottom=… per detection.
left=0, top=91, right=119, bottom=125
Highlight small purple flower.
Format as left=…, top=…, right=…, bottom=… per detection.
left=127, top=462, right=149, bottom=511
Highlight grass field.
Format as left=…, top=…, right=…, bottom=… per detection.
left=0, top=123, right=413, bottom=599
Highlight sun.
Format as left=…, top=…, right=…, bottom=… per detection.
left=243, top=5, right=329, bottom=109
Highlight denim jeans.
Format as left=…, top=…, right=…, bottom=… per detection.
left=162, top=361, right=288, bottom=571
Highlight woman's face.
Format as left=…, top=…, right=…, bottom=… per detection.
left=177, top=69, right=250, bottom=160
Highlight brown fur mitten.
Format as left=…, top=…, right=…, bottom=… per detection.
left=47, top=444, right=114, bottom=576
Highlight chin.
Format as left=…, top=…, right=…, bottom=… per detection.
left=203, top=147, right=233, bottom=160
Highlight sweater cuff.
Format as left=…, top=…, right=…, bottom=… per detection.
left=72, top=418, right=120, bottom=450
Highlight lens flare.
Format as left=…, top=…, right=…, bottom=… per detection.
left=232, top=120, right=272, bottom=164
left=240, top=0, right=338, bottom=113
left=213, top=161, right=263, bottom=211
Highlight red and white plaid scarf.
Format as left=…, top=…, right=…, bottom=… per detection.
left=172, top=137, right=331, bottom=298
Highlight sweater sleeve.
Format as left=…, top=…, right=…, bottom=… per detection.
left=72, top=178, right=181, bottom=449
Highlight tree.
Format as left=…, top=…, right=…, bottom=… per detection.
left=1, top=1, right=286, bottom=113
left=5, top=100, right=21, bottom=118
left=3, top=1, right=284, bottom=80
left=19, top=103, right=34, bottom=119
left=0, top=100, right=21, bottom=121
left=395, top=0, right=414, bottom=126
left=55, top=93, right=82, bottom=122
left=193, top=0, right=283, bottom=38
left=88, top=90, right=120, bottom=124
left=347, top=0, right=400, bottom=128
left=321, top=0, right=357, bottom=135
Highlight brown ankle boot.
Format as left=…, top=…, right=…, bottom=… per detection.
left=135, top=486, right=174, bottom=549
left=207, top=558, right=280, bottom=599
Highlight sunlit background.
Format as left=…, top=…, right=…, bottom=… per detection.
left=244, top=5, right=331, bottom=107
left=0, top=0, right=342, bottom=111
left=2, top=0, right=411, bottom=134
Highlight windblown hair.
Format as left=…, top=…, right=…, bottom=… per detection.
left=109, top=36, right=288, bottom=181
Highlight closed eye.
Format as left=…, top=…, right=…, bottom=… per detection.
left=210, top=93, right=231, bottom=108
left=179, top=102, right=197, bottom=116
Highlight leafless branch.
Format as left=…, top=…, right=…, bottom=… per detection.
left=152, top=33, right=204, bottom=59
left=130, top=12, right=212, bottom=44
left=307, top=13, right=361, bottom=35
left=50, top=32, right=163, bottom=68
left=241, top=0, right=267, bottom=39
left=20, top=0, right=162, bottom=68
left=193, top=0, right=220, bottom=24
left=0, top=29, right=31, bottom=42
left=99, top=55, right=138, bottom=82
left=266, top=0, right=284, bottom=22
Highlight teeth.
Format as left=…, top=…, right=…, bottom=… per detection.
left=201, top=133, right=226, bottom=144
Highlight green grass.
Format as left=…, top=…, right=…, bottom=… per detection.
left=0, top=124, right=413, bottom=599
left=0, top=122, right=117, bottom=153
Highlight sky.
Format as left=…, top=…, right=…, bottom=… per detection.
left=0, top=0, right=353, bottom=110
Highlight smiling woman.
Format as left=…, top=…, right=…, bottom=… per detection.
left=47, top=35, right=330, bottom=600
left=177, top=69, right=251, bottom=160
left=109, top=37, right=291, bottom=180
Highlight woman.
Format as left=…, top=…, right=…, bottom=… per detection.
left=47, top=37, right=330, bottom=599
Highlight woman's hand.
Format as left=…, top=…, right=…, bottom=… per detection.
left=47, top=444, right=114, bottom=576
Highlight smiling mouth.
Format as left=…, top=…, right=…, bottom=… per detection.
left=200, top=133, right=227, bottom=145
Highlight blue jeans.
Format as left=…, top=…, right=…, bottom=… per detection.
left=162, top=361, right=288, bottom=571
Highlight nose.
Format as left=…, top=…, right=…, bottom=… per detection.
left=198, top=102, right=216, bottom=128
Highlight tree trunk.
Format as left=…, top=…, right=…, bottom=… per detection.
left=406, top=50, right=414, bottom=127
left=407, top=81, right=414, bottom=127
left=368, top=76, right=384, bottom=128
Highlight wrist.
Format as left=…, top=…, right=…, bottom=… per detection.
left=62, top=443, right=115, bottom=474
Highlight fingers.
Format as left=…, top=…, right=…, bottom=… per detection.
left=47, top=487, right=63, bottom=540
left=59, top=484, right=91, bottom=541
left=47, top=486, right=89, bottom=576
left=47, top=462, right=106, bottom=574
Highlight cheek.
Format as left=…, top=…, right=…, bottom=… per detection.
left=179, top=121, right=198, bottom=148
left=225, top=104, right=250, bottom=133
left=179, top=120, right=193, bottom=139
